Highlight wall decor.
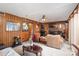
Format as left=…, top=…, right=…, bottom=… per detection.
left=22, top=23, right=29, bottom=31
left=6, top=22, right=20, bottom=31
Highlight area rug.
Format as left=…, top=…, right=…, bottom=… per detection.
left=13, top=42, right=74, bottom=56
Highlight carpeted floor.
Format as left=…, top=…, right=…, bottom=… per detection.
left=13, top=42, right=74, bottom=56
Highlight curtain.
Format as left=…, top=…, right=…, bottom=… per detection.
left=69, top=8, right=79, bottom=46
left=73, top=12, right=78, bottom=45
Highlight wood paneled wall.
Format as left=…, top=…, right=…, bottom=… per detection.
left=0, top=12, right=41, bottom=47
left=0, top=13, right=4, bottom=44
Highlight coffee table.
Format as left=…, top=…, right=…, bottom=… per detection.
left=22, top=44, right=42, bottom=56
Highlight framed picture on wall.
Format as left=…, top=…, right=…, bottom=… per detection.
left=22, top=23, right=29, bottom=31
left=6, top=22, right=20, bottom=31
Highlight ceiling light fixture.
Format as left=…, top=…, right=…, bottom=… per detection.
left=41, top=15, right=46, bottom=22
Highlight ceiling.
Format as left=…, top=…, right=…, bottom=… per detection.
left=0, top=3, right=77, bottom=22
